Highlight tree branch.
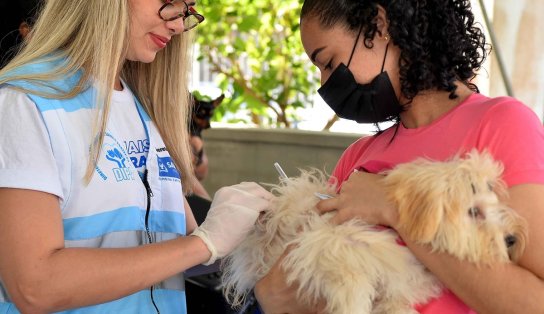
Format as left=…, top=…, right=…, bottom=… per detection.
left=322, top=114, right=339, bottom=131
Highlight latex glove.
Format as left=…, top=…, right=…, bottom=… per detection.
left=191, top=182, right=272, bottom=265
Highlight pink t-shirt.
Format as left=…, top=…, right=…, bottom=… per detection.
left=332, top=93, right=544, bottom=313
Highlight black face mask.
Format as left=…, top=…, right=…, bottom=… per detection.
left=317, top=27, right=402, bottom=124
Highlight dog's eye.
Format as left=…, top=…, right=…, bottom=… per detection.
left=468, top=207, right=482, bottom=219
left=505, top=234, right=517, bottom=248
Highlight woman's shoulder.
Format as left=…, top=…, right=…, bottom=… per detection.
left=474, top=95, right=542, bottom=131
left=0, top=87, right=44, bottom=130
left=0, top=85, right=35, bottom=105
left=441, top=93, right=541, bottom=136
left=1, top=56, right=84, bottom=95
left=468, top=95, right=544, bottom=186
left=463, top=93, right=538, bottom=121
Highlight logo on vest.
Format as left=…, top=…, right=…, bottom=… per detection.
left=126, top=139, right=149, bottom=169
left=157, top=156, right=181, bottom=182
left=105, top=147, right=135, bottom=182
left=94, top=132, right=137, bottom=182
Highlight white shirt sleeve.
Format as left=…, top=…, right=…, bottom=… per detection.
left=0, top=86, right=64, bottom=199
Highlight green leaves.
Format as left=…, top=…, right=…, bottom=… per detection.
left=194, top=0, right=318, bottom=128
left=191, top=90, right=212, bottom=102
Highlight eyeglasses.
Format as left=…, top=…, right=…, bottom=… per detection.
left=158, top=0, right=205, bottom=32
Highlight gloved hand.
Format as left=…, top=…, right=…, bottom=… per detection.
left=191, top=182, right=273, bottom=265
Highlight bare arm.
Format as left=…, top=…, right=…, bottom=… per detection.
left=194, top=152, right=209, bottom=181
left=319, top=173, right=544, bottom=313
left=0, top=188, right=211, bottom=313
left=189, top=135, right=209, bottom=181
left=191, top=179, right=211, bottom=200
left=184, top=196, right=199, bottom=232
left=399, top=184, right=544, bottom=313
left=254, top=248, right=326, bottom=314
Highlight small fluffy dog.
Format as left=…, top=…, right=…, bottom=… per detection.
left=221, top=151, right=527, bottom=314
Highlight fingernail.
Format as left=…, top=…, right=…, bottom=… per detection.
left=314, top=192, right=333, bottom=200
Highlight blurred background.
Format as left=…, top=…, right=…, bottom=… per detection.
left=190, top=0, right=544, bottom=132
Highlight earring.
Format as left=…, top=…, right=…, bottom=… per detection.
left=384, top=33, right=390, bottom=41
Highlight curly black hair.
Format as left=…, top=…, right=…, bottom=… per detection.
left=301, top=0, right=489, bottom=102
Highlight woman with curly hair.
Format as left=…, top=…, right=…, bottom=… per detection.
left=254, top=0, right=544, bottom=313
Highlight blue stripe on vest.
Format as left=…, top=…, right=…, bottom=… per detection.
left=0, top=302, right=15, bottom=314
left=4, top=58, right=154, bottom=116
left=4, top=57, right=95, bottom=113
left=0, top=289, right=186, bottom=314
left=27, top=89, right=95, bottom=113
left=63, top=207, right=186, bottom=240
left=134, top=98, right=152, bottom=122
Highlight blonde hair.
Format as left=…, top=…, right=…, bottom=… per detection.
left=0, top=0, right=196, bottom=192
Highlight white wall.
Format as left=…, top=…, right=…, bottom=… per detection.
left=488, top=0, right=544, bottom=120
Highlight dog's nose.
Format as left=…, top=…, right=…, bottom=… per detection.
left=505, top=235, right=517, bottom=248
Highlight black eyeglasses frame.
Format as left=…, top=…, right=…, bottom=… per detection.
left=158, top=0, right=205, bottom=32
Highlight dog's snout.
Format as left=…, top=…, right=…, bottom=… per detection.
left=505, top=235, right=517, bottom=248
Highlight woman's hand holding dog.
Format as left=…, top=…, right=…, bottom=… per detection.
left=316, top=171, right=399, bottom=228
left=254, top=247, right=326, bottom=314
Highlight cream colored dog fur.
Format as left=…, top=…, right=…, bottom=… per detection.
left=221, top=151, right=527, bottom=314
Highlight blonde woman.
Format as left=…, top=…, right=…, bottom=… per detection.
left=0, top=1, right=272, bottom=313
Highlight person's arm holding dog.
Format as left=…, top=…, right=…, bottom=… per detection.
left=254, top=249, right=327, bottom=314
left=316, top=174, right=544, bottom=314
left=255, top=172, right=544, bottom=314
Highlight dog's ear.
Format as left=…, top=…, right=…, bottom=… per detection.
left=504, top=209, right=528, bottom=262
left=212, top=94, right=225, bottom=108
left=384, top=161, right=449, bottom=243
left=394, top=187, right=445, bottom=243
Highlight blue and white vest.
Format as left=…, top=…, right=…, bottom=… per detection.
left=0, top=60, right=187, bottom=313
